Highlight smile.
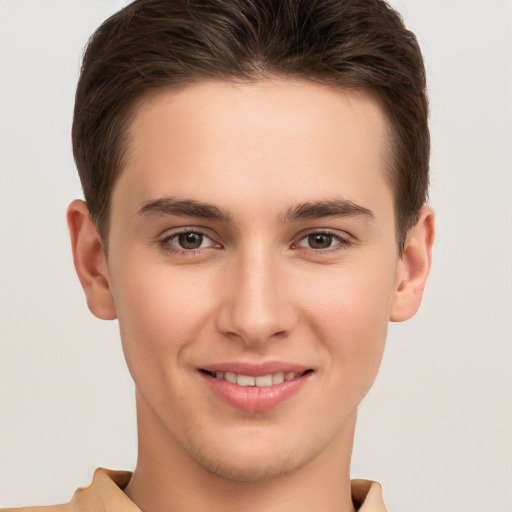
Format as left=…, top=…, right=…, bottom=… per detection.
left=199, top=367, right=313, bottom=412
left=200, top=370, right=310, bottom=387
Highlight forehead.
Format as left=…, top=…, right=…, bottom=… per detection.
left=116, top=79, right=393, bottom=218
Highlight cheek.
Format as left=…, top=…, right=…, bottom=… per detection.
left=297, top=259, right=396, bottom=380
left=111, top=260, right=214, bottom=372
left=300, top=257, right=395, bottom=327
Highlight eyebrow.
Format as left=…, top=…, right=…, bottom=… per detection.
left=280, top=199, right=374, bottom=222
left=137, top=196, right=232, bottom=221
left=136, top=196, right=373, bottom=223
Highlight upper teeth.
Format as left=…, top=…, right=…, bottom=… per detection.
left=213, top=371, right=300, bottom=387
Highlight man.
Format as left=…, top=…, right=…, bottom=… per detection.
left=2, top=0, right=434, bottom=510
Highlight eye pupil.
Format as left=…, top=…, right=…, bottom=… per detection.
left=308, top=233, right=332, bottom=249
left=178, top=232, right=203, bottom=249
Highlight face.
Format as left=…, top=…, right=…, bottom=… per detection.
left=95, top=80, right=408, bottom=480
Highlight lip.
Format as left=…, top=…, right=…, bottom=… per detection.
left=200, top=360, right=311, bottom=376
left=199, top=361, right=313, bottom=413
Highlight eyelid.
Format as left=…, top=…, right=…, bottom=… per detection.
left=292, top=228, right=353, bottom=252
left=156, top=226, right=353, bottom=255
left=158, top=226, right=221, bottom=253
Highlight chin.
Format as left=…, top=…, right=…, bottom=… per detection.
left=190, top=445, right=307, bottom=482
left=172, top=402, right=357, bottom=483
left=177, top=423, right=315, bottom=482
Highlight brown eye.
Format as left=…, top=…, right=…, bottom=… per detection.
left=307, top=233, right=333, bottom=249
left=161, top=230, right=219, bottom=254
left=177, top=232, right=204, bottom=249
left=295, top=231, right=351, bottom=252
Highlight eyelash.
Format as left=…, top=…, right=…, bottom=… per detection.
left=157, top=228, right=353, bottom=255
left=158, top=228, right=219, bottom=255
left=293, top=230, right=353, bottom=253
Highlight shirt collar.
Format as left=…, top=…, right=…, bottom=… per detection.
left=70, top=468, right=139, bottom=511
left=351, top=479, right=388, bottom=511
left=71, top=468, right=386, bottom=512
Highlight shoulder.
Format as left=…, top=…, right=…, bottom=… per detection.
left=1, top=468, right=137, bottom=512
left=1, top=506, right=70, bottom=512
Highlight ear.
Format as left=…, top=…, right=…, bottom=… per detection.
left=67, top=199, right=117, bottom=320
left=390, top=205, right=435, bottom=322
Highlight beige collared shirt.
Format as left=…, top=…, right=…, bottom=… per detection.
left=2, top=468, right=387, bottom=512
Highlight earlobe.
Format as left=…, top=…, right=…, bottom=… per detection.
left=67, top=199, right=117, bottom=320
left=390, top=206, right=435, bottom=322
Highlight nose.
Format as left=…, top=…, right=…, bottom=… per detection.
left=215, top=245, right=297, bottom=347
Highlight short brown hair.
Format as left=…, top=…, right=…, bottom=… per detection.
left=72, top=0, right=429, bottom=250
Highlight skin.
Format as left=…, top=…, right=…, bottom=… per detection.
left=68, top=79, right=434, bottom=512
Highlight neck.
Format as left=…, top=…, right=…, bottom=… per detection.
left=124, top=392, right=357, bottom=512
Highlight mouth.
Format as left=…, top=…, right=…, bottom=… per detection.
left=199, top=369, right=313, bottom=387
left=199, top=366, right=314, bottom=412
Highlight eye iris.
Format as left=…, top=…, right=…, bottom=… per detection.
left=308, top=233, right=332, bottom=249
left=178, top=232, right=203, bottom=249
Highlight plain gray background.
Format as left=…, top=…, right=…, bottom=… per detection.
left=1, top=1, right=511, bottom=510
